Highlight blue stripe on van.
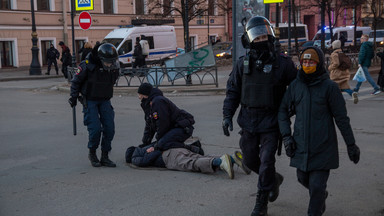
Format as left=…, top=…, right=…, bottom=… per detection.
left=119, top=50, right=176, bottom=58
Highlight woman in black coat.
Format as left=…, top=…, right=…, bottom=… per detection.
left=278, top=47, right=360, bottom=216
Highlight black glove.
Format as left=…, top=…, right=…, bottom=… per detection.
left=347, top=144, right=360, bottom=164
left=283, top=136, right=296, bottom=158
left=222, top=116, right=233, bottom=136
left=68, top=97, right=77, bottom=107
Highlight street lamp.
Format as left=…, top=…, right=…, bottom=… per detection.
left=29, top=0, right=42, bottom=75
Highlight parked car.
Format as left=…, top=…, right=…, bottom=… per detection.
left=299, top=41, right=315, bottom=51
left=216, top=45, right=232, bottom=59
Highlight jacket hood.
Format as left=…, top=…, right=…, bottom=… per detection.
left=298, top=46, right=328, bottom=84
left=148, top=88, right=163, bottom=101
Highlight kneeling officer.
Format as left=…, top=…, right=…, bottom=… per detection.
left=69, top=43, right=120, bottom=167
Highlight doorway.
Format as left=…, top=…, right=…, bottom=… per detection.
left=41, top=40, right=53, bottom=65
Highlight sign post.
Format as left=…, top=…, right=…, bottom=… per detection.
left=79, top=11, right=92, bottom=30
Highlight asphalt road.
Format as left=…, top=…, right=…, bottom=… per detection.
left=0, top=78, right=383, bottom=216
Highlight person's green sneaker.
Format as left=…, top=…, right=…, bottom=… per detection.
left=220, top=154, right=234, bottom=179
left=233, top=151, right=252, bottom=175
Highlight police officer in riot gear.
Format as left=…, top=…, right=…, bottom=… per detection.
left=69, top=43, right=120, bottom=167
left=222, top=16, right=297, bottom=216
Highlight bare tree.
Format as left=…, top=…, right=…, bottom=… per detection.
left=365, top=0, right=384, bottom=50
left=147, top=0, right=211, bottom=50
left=343, top=0, right=365, bottom=48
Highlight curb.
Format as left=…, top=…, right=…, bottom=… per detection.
left=57, top=85, right=227, bottom=96
left=0, top=75, right=62, bottom=82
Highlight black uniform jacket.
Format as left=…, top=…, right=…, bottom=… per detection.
left=278, top=47, right=356, bottom=171
left=141, top=88, right=195, bottom=149
left=70, top=53, right=119, bottom=101
left=223, top=54, right=297, bottom=134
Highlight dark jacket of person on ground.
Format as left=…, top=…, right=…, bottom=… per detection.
left=139, top=85, right=195, bottom=151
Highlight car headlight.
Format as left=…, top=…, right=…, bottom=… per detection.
left=216, top=52, right=225, bottom=57
left=380, top=41, right=384, bottom=45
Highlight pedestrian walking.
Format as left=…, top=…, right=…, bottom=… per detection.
left=139, top=35, right=149, bottom=67
left=278, top=47, right=360, bottom=216
left=80, top=42, right=93, bottom=61
left=353, top=34, right=381, bottom=95
left=222, top=16, right=297, bottom=216
left=68, top=43, right=120, bottom=167
left=132, top=38, right=144, bottom=69
left=45, top=43, right=60, bottom=75
left=59, top=41, right=71, bottom=79
left=328, top=40, right=358, bottom=104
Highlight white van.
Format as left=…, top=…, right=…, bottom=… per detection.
left=103, top=25, right=177, bottom=66
left=313, top=26, right=372, bottom=48
left=369, top=29, right=384, bottom=46
left=271, top=23, right=309, bottom=48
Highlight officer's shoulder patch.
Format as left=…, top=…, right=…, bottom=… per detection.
left=75, top=66, right=82, bottom=75
left=152, top=112, right=158, bottom=119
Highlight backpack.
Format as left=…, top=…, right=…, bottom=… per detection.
left=338, top=52, right=352, bottom=70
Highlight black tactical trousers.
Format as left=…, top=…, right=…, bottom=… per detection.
left=239, top=130, right=278, bottom=191
left=297, top=169, right=330, bottom=216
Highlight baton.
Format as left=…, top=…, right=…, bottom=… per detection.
left=72, top=106, right=77, bottom=136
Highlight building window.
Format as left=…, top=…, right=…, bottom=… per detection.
left=37, top=0, right=49, bottom=11
left=163, top=0, right=171, bottom=15
left=0, top=41, right=14, bottom=68
left=0, top=0, right=11, bottom=9
left=208, top=0, right=215, bottom=16
left=104, top=0, right=113, bottom=14
left=136, top=0, right=144, bottom=15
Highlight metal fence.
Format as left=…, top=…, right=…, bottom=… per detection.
left=117, top=66, right=218, bottom=87
left=292, top=53, right=382, bottom=69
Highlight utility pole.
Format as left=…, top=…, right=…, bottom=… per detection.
left=29, top=0, right=41, bottom=75
left=184, top=0, right=190, bottom=52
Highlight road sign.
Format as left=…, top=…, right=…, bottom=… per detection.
left=79, top=11, right=92, bottom=30
left=264, top=0, right=284, bottom=3
left=76, top=0, right=94, bottom=11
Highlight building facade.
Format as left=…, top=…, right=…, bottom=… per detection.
left=0, top=0, right=226, bottom=69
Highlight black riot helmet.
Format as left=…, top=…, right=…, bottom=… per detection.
left=244, top=16, right=275, bottom=44
left=97, top=43, right=119, bottom=71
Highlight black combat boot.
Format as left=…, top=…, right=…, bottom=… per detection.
left=100, top=151, right=116, bottom=167
left=269, top=172, right=284, bottom=202
left=88, top=149, right=101, bottom=167
left=251, top=190, right=269, bottom=216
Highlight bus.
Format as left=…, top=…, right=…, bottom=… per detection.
left=272, top=23, right=309, bottom=49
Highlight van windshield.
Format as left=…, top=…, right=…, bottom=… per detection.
left=313, top=33, right=331, bottom=40
left=102, top=38, right=123, bottom=48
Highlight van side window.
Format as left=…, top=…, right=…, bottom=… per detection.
left=356, top=31, right=363, bottom=39
left=120, top=40, right=132, bottom=54
left=145, top=36, right=154, bottom=49
left=340, top=31, right=347, bottom=39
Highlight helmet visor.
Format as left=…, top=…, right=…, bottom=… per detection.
left=246, top=25, right=275, bottom=42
